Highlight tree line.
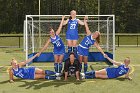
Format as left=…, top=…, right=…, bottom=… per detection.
left=0, top=0, right=139, bottom=33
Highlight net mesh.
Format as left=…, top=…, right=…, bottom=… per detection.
left=25, top=15, right=114, bottom=56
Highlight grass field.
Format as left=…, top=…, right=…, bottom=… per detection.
left=0, top=47, right=140, bottom=93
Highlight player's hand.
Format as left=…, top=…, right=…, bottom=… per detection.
left=84, top=16, right=88, bottom=21
left=36, top=52, right=41, bottom=57
left=104, top=54, right=108, bottom=58
left=127, top=77, right=132, bottom=81
left=9, top=80, right=14, bottom=83
left=62, top=15, right=65, bottom=20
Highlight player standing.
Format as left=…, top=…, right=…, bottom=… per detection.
left=77, top=16, right=106, bottom=72
left=63, top=10, right=84, bottom=55
left=37, top=16, right=65, bottom=74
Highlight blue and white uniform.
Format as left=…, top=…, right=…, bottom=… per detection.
left=12, top=67, right=35, bottom=79
left=77, top=35, right=95, bottom=56
left=66, top=18, right=79, bottom=40
left=106, top=64, right=129, bottom=78
left=50, top=35, right=65, bottom=55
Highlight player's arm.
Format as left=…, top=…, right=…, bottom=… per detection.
left=94, top=42, right=106, bottom=57
left=9, top=68, right=14, bottom=83
left=19, top=53, right=38, bottom=67
left=37, top=39, right=51, bottom=57
left=125, top=67, right=132, bottom=80
left=104, top=55, right=122, bottom=66
left=56, top=15, right=65, bottom=35
left=63, top=18, right=69, bottom=25
left=78, top=19, right=85, bottom=25
left=84, top=16, right=91, bottom=35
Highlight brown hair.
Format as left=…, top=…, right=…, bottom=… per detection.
left=96, top=31, right=101, bottom=44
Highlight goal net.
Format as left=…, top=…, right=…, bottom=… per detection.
left=23, top=15, right=115, bottom=65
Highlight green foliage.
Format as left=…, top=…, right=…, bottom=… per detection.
left=0, top=0, right=139, bottom=33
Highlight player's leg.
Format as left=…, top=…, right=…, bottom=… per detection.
left=54, top=55, right=59, bottom=72
left=72, top=40, right=78, bottom=56
left=64, top=72, right=68, bottom=81
left=35, top=68, right=45, bottom=74
left=78, top=55, right=83, bottom=72
left=95, top=69, right=108, bottom=78
left=83, top=56, right=88, bottom=72
left=34, top=74, right=45, bottom=79
left=67, top=40, right=73, bottom=54
left=57, top=54, right=64, bottom=73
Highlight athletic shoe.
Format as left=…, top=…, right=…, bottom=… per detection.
left=80, top=73, right=85, bottom=79
left=56, top=76, right=61, bottom=80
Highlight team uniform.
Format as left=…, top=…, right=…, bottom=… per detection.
left=50, top=35, right=65, bottom=55
left=12, top=66, right=35, bottom=79
left=77, top=35, right=95, bottom=56
left=66, top=18, right=79, bottom=40
left=84, top=64, right=129, bottom=79
left=64, top=58, right=80, bottom=76
left=106, top=64, right=129, bottom=78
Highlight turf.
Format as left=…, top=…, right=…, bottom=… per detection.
left=0, top=47, right=140, bottom=93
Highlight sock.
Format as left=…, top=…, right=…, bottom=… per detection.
left=85, top=75, right=94, bottom=79
left=45, top=76, right=56, bottom=80
left=84, top=63, right=88, bottom=72
left=85, top=70, right=95, bottom=78
left=45, top=70, right=56, bottom=75
left=54, top=63, right=57, bottom=72
left=73, top=47, right=77, bottom=57
left=80, top=63, right=82, bottom=72
left=58, top=63, right=63, bottom=73
left=85, top=71, right=96, bottom=79
left=68, top=47, right=72, bottom=54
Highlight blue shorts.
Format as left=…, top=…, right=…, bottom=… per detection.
left=66, top=33, right=79, bottom=40
left=77, top=46, right=89, bottom=56
left=53, top=47, right=65, bottom=55
left=106, top=68, right=117, bottom=79
left=27, top=67, right=35, bottom=79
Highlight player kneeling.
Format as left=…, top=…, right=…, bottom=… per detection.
left=63, top=52, right=81, bottom=81
left=81, top=55, right=132, bottom=80
left=9, top=54, right=61, bottom=83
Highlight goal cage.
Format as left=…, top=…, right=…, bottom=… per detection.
left=23, top=15, right=115, bottom=65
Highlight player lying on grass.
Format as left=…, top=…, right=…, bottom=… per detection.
left=63, top=52, right=81, bottom=81
left=77, top=16, right=106, bottom=72
left=81, top=55, right=132, bottom=80
left=9, top=54, right=61, bottom=83
left=37, top=16, right=65, bottom=74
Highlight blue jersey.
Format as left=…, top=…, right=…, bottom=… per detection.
left=79, top=35, right=95, bottom=49
left=106, top=64, right=129, bottom=78
left=50, top=35, right=65, bottom=49
left=115, top=65, right=129, bottom=77
left=12, top=67, right=35, bottom=79
left=66, top=19, right=79, bottom=35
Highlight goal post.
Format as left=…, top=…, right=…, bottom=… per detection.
left=23, top=15, right=115, bottom=65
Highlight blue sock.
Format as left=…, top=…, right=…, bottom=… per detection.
left=68, top=47, right=72, bottom=54
left=85, top=71, right=95, bottom=78
left=58, top=63, right=62, bottom=73
left=85, top=75, right=94, bottom=79
left=84, top=64, right=88, bottom=72
left=73, top=47, right=77, bottom=57
left=45, top=76, right=56, bottom=80
left=54, top=63, right=57, bottom=72
left=45, top=70, right=56, bottom=75
left=80, top=63, right=82, bottom=72
left=85, top=71, right=95, bottom=79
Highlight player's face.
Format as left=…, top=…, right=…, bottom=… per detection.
left=124, top=58, right=130, bottom=66
left=50, top=29, right=55, bottom=36
left=70, top=54, right=75, bottom=64
left=11, top=60, right=18, bottom=68
left=93, top=31, right=99, bottom=39
left=70, top=10, right=76, bottom=18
